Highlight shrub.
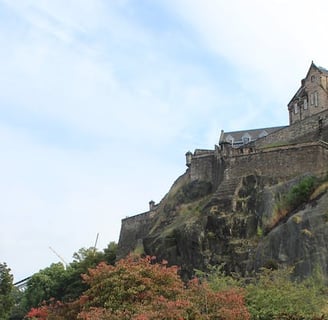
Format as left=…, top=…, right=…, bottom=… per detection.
left=267, top=176, right=317, bottom=231
left=245, top=268, right=326, bottom=320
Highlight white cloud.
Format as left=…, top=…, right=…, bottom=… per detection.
left=168, top=0, right=328, bottom=105
left=2, top=0, right=327, bottom=281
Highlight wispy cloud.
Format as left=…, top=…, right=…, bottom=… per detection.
left=1, top=0, right=326, bottom=280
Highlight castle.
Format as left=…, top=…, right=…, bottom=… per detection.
left=118, top=62, right=328, bottom=260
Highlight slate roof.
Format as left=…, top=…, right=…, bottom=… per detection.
left=219, top=126, right=286, bottom=146
left=318, top=66, right=328, bottom=74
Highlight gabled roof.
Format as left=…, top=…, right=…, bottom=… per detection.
left=307, top=61, right=328, bottom=77
left=288, top=61, right=328, bottom=107
left=219, top=126, right=286, bottom=145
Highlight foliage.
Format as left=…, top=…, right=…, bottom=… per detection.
left=268, top=175, right=317, bottom=231
left=196, top=265, right=241, bottom=292
left=245, top=268, right=326, bottom=320
left=22, top=243, right=328, bottom=320
left=0, top=262, right=14, bottom=319
left=285, top=175, right=317, bottom=210
left=27, top=255, right=250, bottom=320
left=23, top=262, right=68, bottom=310
left=26, top=305, right=48, bottom=320
left=187, top=278, right=250, bottom=320
left=21, top=243, right=117, bottom=316
left=9, top=287, right=28, bottom=320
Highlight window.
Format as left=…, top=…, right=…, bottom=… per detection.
left=314, top=91, right=319, bottom=107
left=310, top=93, right=314, bottom=105
left=226, top=135, right=234, bottom=145
left=243, top=137, right=250, bottom=144
left=242, top=134, right=251, bottom=144
left=259, top=130, right=268, bottom=138
left=304, top=99, right=308, bottom=110
left=294, top=103, right=298, bottom=114
left=311, top=75, right=315, bottom=82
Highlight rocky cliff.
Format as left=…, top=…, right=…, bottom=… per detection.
left=118, top=168, right=328, bottom=279
left=118, top=109, right=328, bottom=279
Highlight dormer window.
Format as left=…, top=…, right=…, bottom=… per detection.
left=226, top=135, right=234, bottom=145
left=242, top=133, right=251, bottom=145
left=259, top=130, right=268, bottom=138
left=311, top=75, right=315, bottom=82
left=243, top=137, right=250, bottom=144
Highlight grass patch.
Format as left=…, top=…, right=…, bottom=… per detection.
left=310, top=181, right=328, bottom=200
left=267, top=175, right=318, bottom=231
left=133, top=242, right=145, bottom=255
left=301, top=228, right=312, bottom=237
left=292, top=215, right=302, bottom=224
left=260, top=141, right=289, bottom=149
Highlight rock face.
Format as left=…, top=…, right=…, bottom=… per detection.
left=118, top=169, right=328, bottom=279
left=253, top=189, right=328, bottom=278
left=117, top=108, right=328, bottom=279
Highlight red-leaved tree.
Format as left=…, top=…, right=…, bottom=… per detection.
left=26, top=255, right=250, bottom=320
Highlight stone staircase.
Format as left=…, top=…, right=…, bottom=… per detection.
left=209, top=177, right=241, bottom=211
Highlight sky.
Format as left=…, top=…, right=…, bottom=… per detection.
left=1, top=0, right=328, bottom=282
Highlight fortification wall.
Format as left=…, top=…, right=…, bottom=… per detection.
left=190, top=152, right=215, bottom=182
left=225, top=142, right=328, bottom=182
left=190, top=150, right=225, bottom=189
left=256, top=109, right=328, bottom=148
left=117, top=210, right=156, bottom=259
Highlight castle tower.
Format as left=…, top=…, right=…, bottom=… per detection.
left=185, top=151, right=192, bottom=167
left=288, top=62, right=328, bottom=125
left=149, top=200, right=155, bottom=211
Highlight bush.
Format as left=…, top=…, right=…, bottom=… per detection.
left=245, top=268, right=326, bottom=320
left=285, top=175, right=317, bottom=210
left=267, top=176, right=317, bottom=231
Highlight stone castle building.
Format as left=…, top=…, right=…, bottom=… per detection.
left=118, top=62, right=328, bottom=259
left=288, top=62, right=328, bottom=125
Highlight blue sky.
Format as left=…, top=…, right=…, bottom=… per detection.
left=1, top=0, right=328, bottom=281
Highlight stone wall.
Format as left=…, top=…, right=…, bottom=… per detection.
left=189, top=149, right=226, bottom=189
left=190, top=152, right=215, bottom=182
left=256, top=109, right=328, bottom=148
left=288, top=64, right=328, bottom=125
left=225, top=142, right=328, bottom=182
left=117, top=210, right=156, bottom=259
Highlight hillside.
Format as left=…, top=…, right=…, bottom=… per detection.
left=118, top=165, right=328, bottom=279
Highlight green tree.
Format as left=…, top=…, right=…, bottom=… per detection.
left=0, top=262, right=14, bottom=319
left=23, top=262, right=67, bottom=310
left=62, top=244, right=117, bottom=301
left=9, top=287, right=27, bottom=320
left=245, top=268, right=325, bottom=320
left=22, top=243, right=117, bottom=313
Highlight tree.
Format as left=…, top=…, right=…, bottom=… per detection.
left=22, top=243, right=118, bottom=313
left=78, top=255, right=189, bottom=319
left=245, top=268, right=326, bottom=320
left=30, top=255, right=250, bottom=320
left=0, top=262, right=14, bottom=319
left=23, top=262, right=67, bottom=310
left=62, top=245, right=117, bottom=301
